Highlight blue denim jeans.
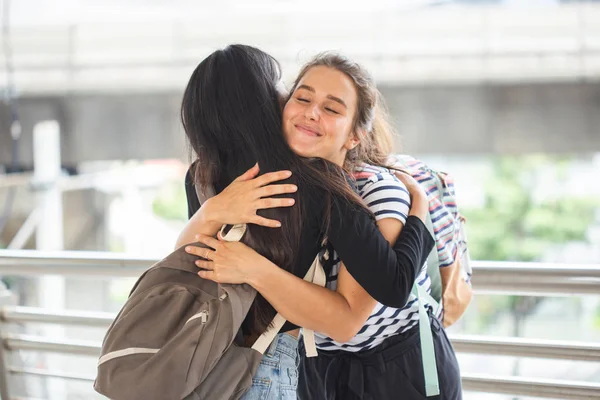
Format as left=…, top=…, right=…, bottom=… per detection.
left=242, top=333, right=299, bottom=400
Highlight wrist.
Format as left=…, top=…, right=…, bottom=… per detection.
left=200, top=199, right=225, bottom=228
left=194, top=200, right=223, bottom=236
left=246, top=259, right=277, bottom=289
left=200, top=198, right=221, bottom=223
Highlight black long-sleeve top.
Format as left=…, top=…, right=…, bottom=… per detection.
left=184, top=167, right=434, bottom=311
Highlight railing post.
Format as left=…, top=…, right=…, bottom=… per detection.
left=0, top=290, right=14, bottom=400
left=0, top=334, right=11, bottom=400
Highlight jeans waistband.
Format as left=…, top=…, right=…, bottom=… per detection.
left=266, top=332, right=299, bottom=358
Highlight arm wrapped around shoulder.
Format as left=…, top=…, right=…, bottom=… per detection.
left=327, top=198, right=435, bottom=309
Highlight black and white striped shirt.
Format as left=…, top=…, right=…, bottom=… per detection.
left=314, top=164, right=433, bottom=352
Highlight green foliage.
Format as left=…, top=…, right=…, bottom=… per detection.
left=526, top=198, right=597, bottom=243
left=152, top=182, right=188, bottom=221
left=458, top=155, right=598, bottom=334
left=462, top=155, right=597, bottom=262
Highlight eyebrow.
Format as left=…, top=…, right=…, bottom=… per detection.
left=297, top=84, right=347, bottom=108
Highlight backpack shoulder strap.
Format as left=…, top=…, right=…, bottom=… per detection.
left=413, top=283, right=441, bottom=397
left=251, top=254, right=325, bottom=357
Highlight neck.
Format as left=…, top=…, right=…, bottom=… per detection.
left=328, top=151, right=347, bottom=167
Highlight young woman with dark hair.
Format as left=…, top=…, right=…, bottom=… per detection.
left=175, top=45, right=436, bottom=399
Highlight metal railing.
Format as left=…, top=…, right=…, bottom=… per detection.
left=0, top=250, right=599, bottom=399
left=2, top=250, right=600, bottom=296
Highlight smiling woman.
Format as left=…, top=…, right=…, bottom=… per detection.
left=283, top=66, right=360, bottom=166
left=283, top=55, right=391, bottom=176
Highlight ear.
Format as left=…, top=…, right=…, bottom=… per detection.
left=344, top=130, right=362, bottom=151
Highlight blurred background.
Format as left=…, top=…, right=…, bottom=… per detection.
left=0, top=0, right=599, bottom=399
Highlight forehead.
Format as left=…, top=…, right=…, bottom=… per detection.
left=296, top=66, right=358, bottom=108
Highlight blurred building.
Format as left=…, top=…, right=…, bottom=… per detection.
left=0, top=0, right=599, bottom=169
left=0, top=1, right=599, bottom=399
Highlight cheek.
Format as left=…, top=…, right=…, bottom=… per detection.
left=282, top=107, right=294, bottom=138
left=326, top=119, right=352, bottom=145
left=282, top=102, right=298, bottom=123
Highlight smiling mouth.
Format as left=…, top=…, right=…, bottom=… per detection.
left=295, top=125, right=321, bottom=137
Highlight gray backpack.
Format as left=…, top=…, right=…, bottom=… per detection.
left=94, top=221, right=324, bottom=400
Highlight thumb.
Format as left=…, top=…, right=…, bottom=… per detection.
left=235, top=163, right=260, bottom=182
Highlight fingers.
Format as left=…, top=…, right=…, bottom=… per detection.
left=195, top=259, right=214, bottom=270
left=250, top=215, right=282, bottom=228
left=256, top=198, right=295, bottom=210
left=256, top=184, right=297, bottom=198
left=254, top=170, right=292, bottom=187
left=198, top=270, right=217, bottom=281
left=185, top=245, right=212, bottom=258
left=193, top=234, right=222, bottom=250
left=394, top=173, right=428, bottom=202
left=392, top=169, right=412, bottom=177
left=393, top=170, right=412, bottom=182
left=186, top=235, right=224, bottom=260
left=394, top=171, right=418, bottom=187
left=234, top=163, right=260, bottom=182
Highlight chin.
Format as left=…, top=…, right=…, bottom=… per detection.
left=288, top=142, right=316, bottom=158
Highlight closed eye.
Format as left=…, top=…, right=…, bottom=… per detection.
left=325, top=108, right=340, bottom=115
left=296, top=97, right=309, bottom=103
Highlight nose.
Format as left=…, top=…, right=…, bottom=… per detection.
left=304, top=103, right=320, bottom=121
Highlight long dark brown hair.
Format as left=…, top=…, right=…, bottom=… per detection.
left=181, top=45, right=366, bottom=336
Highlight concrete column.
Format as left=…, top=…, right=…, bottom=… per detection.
left=33, top=120, right=65, bottom=400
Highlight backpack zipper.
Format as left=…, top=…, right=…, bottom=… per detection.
left=185, top=310, right=209, bottom=325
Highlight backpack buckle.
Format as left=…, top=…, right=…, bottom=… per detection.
left=219, top=224, right=247, bottom=242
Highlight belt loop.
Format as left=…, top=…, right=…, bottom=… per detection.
left=265, top=334, right=279, bottom=358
